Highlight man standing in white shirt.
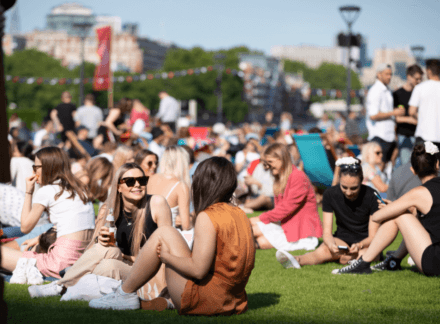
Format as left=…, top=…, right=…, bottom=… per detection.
left=409, top=59, right=440, bottom=149
left=75, top=94, right=103, bottom=141
left=366, top=63, right=405, bottom=163
left=156, top=91, right=179, bottom=133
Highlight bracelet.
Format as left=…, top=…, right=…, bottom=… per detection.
left=26, top=192, right=33, bottom=195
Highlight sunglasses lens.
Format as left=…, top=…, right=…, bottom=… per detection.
left=138, top=177, right=148, bottom=186
left=122, top=177, right=148, bottom=187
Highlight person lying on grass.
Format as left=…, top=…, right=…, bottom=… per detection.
left=276, top=157, right=380, bottom=269
left=88, top=157, right=256, bottom=315
left=333, top=142, right=440, bottom=275
left=249, top=143, right=323, bottom=252
left=28, top=163, right=172, bottom=299
left=1, top=147, right=95, bottom=285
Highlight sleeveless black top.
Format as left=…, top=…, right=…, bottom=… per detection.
left=420, top=177, right=440, bottom=244
left=115, top=195, right=158, bottom=256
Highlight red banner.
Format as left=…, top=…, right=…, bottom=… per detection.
left=93, top=26, right=111, bottom=91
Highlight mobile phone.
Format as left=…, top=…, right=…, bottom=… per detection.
left=338, top=245, right=349, bottom=251
left=374, top=191, right=386, bottom=204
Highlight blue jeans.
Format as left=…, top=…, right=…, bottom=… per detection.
left=1, top=226, right=25, bottom=238
left=395, top=135, right=415, bottom=169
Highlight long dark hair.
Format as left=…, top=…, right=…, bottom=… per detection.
left=35, top=147, right=90, bottom=203
left=192, top=157, right=237, bottom=215
left=411, top=143, right=439, bottom=178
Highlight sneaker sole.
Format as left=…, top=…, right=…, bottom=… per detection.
left=140, top=298, right=168, bottom=311
left=276, top=250, right=301, bottom=269
left=89, top=301, right=140, bottom=310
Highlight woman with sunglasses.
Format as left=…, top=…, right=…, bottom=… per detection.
left=249, top=143, right=323, bottom=251
left=28, top=162, right=172, bottom=298
left=334, top=142, right=440, bottom=275
left=276, top=157, right=380, bottom=269
left=361, top=141, right=389, bottom=193
left=147, top=146, right=192, bottom=231
left=134, top=149, right=158, bottom=177
left=2, top=147, right=95, bottom=285
left=87, top=157, right=255, bottom=314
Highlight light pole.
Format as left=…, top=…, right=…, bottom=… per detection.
left=73, top=22, right=93, bottom=106
left=339, top=5, right=361, bottom=112
left=214, top=53, right=226, bottom=123
left=411, top=45, right=425, bottom=66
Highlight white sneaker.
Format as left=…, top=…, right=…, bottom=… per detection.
left=10, top=258, right=29, bottom=284
left=28, top=281, right=63, bottom=298
left=276, top=250, right=301, bottom=269
left=408, top=256, right=415, bottom=266
left=26, top=259, right=44, bottom=285
left=89, top=285, right=140, bottom=310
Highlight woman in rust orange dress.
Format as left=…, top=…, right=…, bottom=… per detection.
left=89, top=157, right=256, bottom=315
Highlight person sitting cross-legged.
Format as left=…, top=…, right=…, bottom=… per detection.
left=88, top=157, right=256, bottom=315
left=333, top=142, right=440, bottom=275
left=276, top=157, right=379, bottom=269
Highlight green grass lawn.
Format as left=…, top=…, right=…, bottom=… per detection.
left=5, top=210, right=440, bottom=323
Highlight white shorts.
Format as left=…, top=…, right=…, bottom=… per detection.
left=257, top=221, right=319, bottom=251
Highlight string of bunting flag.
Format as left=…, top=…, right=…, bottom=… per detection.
left=5, top=66, right=366, bottom=98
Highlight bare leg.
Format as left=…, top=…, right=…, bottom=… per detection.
left=361, top=219, right=399, bottom=263
left=393, top=240, right=409, bottom=259
left=3, top=240, right=20, bottom=251
left=361, top=213, right=432, bottom=272
left=244, top=195, right=273, bottom=211
left=297, top=238, right=350, bottom=266
left=249, top=218, right=274, bottom=250
left=121, top=226, right=191, bottom=311
left=393, top=214, right=432, bottom=272
left=0, top=246, right=23, bottom=272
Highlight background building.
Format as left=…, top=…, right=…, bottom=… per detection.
left=3, top=2, right=175, bottom=73
left=361, top=47, right=417, bottom=89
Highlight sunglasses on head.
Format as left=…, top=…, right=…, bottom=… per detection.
left=32, top=165, right=42, bottom=172
left=340, top=164, right=361, bottom=172
left=119, top=176, right=148, bottom=187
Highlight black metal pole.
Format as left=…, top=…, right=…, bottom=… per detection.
left=346, top=26, right=352, bottom=112
left=79, top=35, right=85, bottom=106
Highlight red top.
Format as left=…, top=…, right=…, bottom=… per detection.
left=129, top=109, right=149, bottom=127
left=259, top=166, right=323, bottom=242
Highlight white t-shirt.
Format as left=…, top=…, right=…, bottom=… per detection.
left=366, top=80, right=395, bottom=142
left=33, top=183, right=95, bottom=237
left=409, top=80, right=440, bottom=142
left=33, top=129, right=48, bottom=148
left=10, top=157, right=34, bottom=193
left=0, top=183, right=49, bottom=227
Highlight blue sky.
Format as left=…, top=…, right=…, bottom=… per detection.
left=6, top=0, right=440, bottom=58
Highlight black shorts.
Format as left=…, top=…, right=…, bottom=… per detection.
left=421, top=243, right=440, bottom=276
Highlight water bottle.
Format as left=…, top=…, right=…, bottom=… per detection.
left=104, top=208, right=117, bottom=247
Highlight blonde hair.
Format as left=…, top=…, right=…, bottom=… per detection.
left=361, top=142, right=381, bottom=165
left=158, top=146, right=190, bottom=188
left=264, top=143, right=293, bottom=196
left=102, top=163, right=149, bottom=256
left=112, top=145, right=134, bottom=175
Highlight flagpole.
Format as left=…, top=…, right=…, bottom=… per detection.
left=108, top=26, right=114, bottom=108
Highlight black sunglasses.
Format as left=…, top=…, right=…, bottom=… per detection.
left=119, top=176, right=148, bottom=187
left=147, top=161, right=158, bottom=168
left=340, top=164, right=361, bottom=172
left=32, top=165, right=42, bottom=173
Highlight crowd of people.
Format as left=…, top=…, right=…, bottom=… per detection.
left=1, top=58, right=440, bottom=315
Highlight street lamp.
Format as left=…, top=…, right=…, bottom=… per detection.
left=214, top=53, right=226, bottom=123
left=411, top=45, right=425, bottom=66
left=339, top=5, right=361, bottom=112
left=73, top=22, right=93, bottom=106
